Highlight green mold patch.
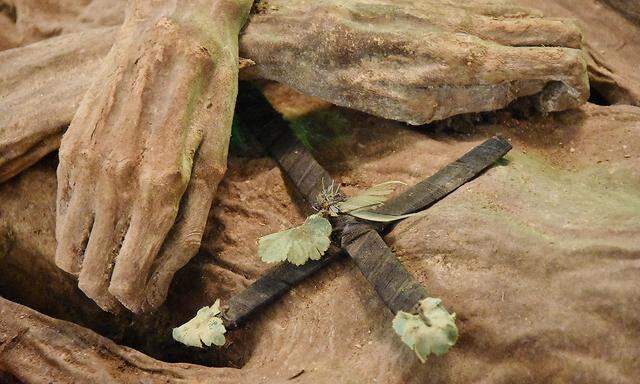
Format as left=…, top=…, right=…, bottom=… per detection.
left=437, top=149, right=640, bottom=252
left=288, top=109, right=351, bottom=154
left=229, top=114, right=253, bottom=154
left=503, top=151, right=640, bottom=219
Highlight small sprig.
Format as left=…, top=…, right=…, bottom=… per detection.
left=392, top=297, right=458, bottom=362
left=259, top=180, right=416, bottom=266
left=335, top=181, right=405, bottom=213
left=314, top=180, right=344, bottom=216
left=258, top=213, right=332, bottom=266
left=172, top=299, right=227, bottom=348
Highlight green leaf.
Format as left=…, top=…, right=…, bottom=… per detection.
left=258, top=213, right=333, bottom=266
left=347, top=210, right=420, bottom=223
left=335, top=181, right=406, bottom=213
left=392, top=297, right=458, bottom=362
left=172, top=299, right=227, bottom=348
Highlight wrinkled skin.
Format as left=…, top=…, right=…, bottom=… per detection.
left=1, top=0, right=591, bottom=314
left=0, top=27, right=115, bottom=183
left=0, top=0, right=595, bottom=183
left=601, top=0, right=640, bottom=25
left=54, top=0, right=253, bottom=313
left=242, top=0, right=589, bottom=124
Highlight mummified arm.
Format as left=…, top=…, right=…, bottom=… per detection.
left=241, top=0, right=589, bottom=125
left=0, top=27, right=118, bottom=183
left=53, top=0, right=253, bottom=314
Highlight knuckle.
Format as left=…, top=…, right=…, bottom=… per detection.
left=140, top=167, right=190, bottom=196
left=182, top=231, right=203, bottom=251
left=154, top=167, right=188, bottom=186
left=151, top=17, right=181, bottom=40
left=208, top=163, right=227, bottom=180
left=58, top=141, right=77, bottom=163
left=192, top=44, right=218, bottom=63
left=189, top=38, right=234, bottom=66
left=194, top=163, right=226, bottom=187
left=104, top=158, right=136, bottom=180
left=75, top=148, right=96, bottom=167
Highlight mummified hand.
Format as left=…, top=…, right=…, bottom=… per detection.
left=55, top=0, right=253, bottom=313
left=242, top=0, right=590, bottom=124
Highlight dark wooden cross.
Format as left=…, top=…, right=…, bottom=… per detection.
left=220, top=86, right=512, bottom=330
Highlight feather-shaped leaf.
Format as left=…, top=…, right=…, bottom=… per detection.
left=172, top=299, right=227, bottom=348
left=258, top=213, right=333, bottom=266
left=347, top=210, right=420, bottom=222
left=392, top=297, right=458, bottom=362
left=335, top=181, right=406, bottom=213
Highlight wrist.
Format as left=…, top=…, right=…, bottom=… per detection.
left=126, top=0, right=253, bottom=36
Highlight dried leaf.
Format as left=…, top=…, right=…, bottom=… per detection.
left=172, top=299, right=226, bottom=348
left=258, top=213, right=332, bottom=266
left=392, top=297, right=458, bottom=362
left=335, top=181, right=405, bottom=213
left=347, top=210, right=419, bottom=222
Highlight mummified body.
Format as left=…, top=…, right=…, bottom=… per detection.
left=0, top=0, right=589, bottom=314
left=2, top=1, right=640, bottom=383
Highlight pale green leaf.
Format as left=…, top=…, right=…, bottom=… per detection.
left=347, top=210, right=420, bottom=223
left=258, top=213, right=332, bottom=266
left=172, top=299, right=227, bottom=348
left=392, top=297, right=458, bottom=362
left=335, top=181, right=406, bottom=213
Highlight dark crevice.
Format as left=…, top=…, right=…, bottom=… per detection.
left=586, top=53, right=637, bottom=106
left=0, top=370, right=24, bottom=384
left=588, top=86, right=612, bottom=106
left=0, top=2, right=17, bottom=23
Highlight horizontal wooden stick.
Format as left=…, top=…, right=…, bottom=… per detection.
left=224, top=248, right=340, bottom=329
left=377, top=136, right=513, bottom=216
